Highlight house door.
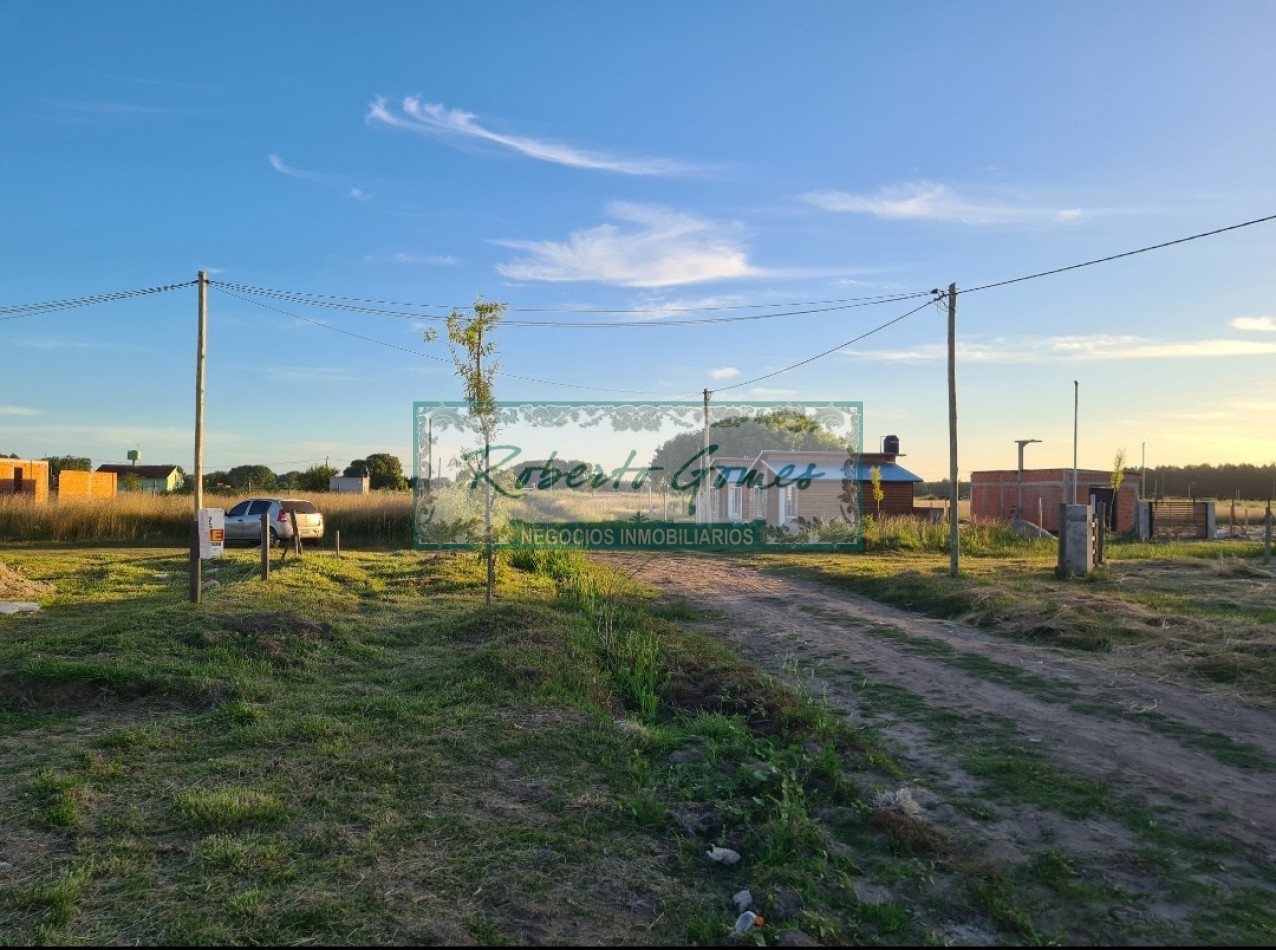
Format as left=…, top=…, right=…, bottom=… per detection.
left=1089, top=487, right=1117, bottom=530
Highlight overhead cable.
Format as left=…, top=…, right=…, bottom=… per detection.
left=220, top=288, right=679, bottom=396
left=961, top=212, right=1276, bottom=295
left=0, top=281, right=197, bottom=321
left=712, top=295, right=941, bottom=393
left=211, top=280, right=933, bottom=328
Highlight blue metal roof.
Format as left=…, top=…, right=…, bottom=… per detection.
left=750, top=459, right=922, bottom=483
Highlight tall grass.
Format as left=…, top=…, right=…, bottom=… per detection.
left=863, top=514, right=1056, bottom=557
left=0, top=492, right=416, bottom=548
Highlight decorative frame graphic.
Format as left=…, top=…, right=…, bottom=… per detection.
left=412, top=401, right=863, bottom=551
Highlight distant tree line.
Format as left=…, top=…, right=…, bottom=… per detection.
left=200, top=453, right=410, bottom=494
left=1143, top=463, right=1276, bottom=501
left=915, top=480, right=972, bottom=500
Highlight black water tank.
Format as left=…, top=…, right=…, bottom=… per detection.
left=883, top=434, right=900, bottom=455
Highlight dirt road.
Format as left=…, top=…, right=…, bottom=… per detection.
left=604, top=552, right=1276, bottom=935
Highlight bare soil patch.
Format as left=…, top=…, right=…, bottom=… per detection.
left=0, top=560, right=55, bottom=600
left=600, top=552, right=1276, bottom=938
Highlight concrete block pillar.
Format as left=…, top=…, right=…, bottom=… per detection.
left=1057, top=504, right=1094, bottom=578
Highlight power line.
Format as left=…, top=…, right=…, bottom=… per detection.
left=211, top=279, right=933, bottom=328
left=210, top=279, right=932, bottom=318
left=712, top=295, right=941, bottom=393
left=221, top=288, right=677, bottom=396
left=961, top=212, right=1276, bottom=295
left=0, top=281, right=196, bottom=321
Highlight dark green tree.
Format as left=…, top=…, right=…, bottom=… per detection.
left=344, top=454, right=407, bottom=491
left=225, top=464, right=278, bottom=492
left=295, top=464, right=339, bottom=492
left=43, top=456, right=91, bottom=490
left=648, top=409, right=846, bottom=490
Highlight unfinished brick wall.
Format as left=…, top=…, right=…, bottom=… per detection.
left=971, top=469, right=1142, bottom=533
left=57, top=469, right=118, bottom=499
left=0, top=459, right=50, bottom=503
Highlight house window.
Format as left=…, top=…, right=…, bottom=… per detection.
left=785, top=484, right=798, bottom=520
left=727, top=486, right=742, bottom=521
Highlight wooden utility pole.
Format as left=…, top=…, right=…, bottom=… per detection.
left=190, top=271, right=208, bottom=604
left=947, top=283, right=959, bottom=577
left=701, top=388, right=711, bottom=523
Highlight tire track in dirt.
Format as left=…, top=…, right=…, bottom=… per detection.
left=604, top=553, right=1276, bottom=856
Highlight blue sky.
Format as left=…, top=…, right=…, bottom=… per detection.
left=3, top=1, right=1275, bottom=486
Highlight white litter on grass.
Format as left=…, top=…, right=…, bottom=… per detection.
left=733, top=910, right=763, bottom=933
left=872, top=787, right=925, bottom=819
left=706, top=846, right=741, bottom=865
left=0, top=603, right=40, bottom=614
left=732, top=889, right=753, bottom=912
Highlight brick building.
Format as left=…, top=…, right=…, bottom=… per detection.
left=57, top=470, right=118, bottom=499
left=0, top=458, right=50, bottom=503
left=970, top=468, right=1143, bottom=534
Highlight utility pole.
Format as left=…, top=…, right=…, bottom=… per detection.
left=701, top=388, right=712, bottom=525
left=1015, top=439, right=1042, bottom=522
left=1072, top=380, right=1080, bottom=504
left=1140, top=442, right=1146, bottom=501
left=947, top=283, right=959, bottom=577
left=189, top=271, right=208, bottom=604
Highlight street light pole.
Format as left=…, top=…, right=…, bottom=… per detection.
left=1015, top=439, right=1042, bottom=522
left=1072, top=380, right=1080, bottom=504
left=1140, top=442, right=1146, bottom=500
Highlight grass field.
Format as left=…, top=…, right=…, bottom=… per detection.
left=3, top=543, right=1273, bottom=944
left=2, top=499, right=1273, bottom=943
left=0, top=546, right=993, bottom=945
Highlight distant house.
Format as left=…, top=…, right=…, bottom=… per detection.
left=970, top=468, right=1143, bottom=533
left=95, top=463, right=184, bottom=494
left=0, top=458, right=51, bottom=503
left=706, top=448, right=922, bottom=528
left=329, top=474, right=370, bottom=494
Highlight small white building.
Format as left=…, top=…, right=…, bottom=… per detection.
left=329, top=475, right=370, bottom=494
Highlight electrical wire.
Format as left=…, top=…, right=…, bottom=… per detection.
left=210, top=279, right=932, bottom=318
left=210, top=279, right=933, bottom=328
left=219, top=288, right=680, bottom=396
left=711, top=295, right=941, bottom=394
left=0, top=281, right=197, bottom=321
left=960, top=212, right=1276, bottom=295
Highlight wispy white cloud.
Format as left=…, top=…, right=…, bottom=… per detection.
left=268, top=155, right=371, bottom=201
left=1231, top=316, right=1276, bottom=332
left=0, top=405, right=43, bottom=416
left=268, top=154, right=340, bottom=185
left=366, top=96, right=699, bottom=176
left=801, top=181, right=1084, bottom=225
left=709, top=367, right=740, bottom=380
left=842, top=333, right=1276, bottom=363
left=494, top=203, right=759, bottom=288
left=390, top=252, right=458, bottom=266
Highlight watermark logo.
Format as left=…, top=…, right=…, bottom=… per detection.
left=413, top=401, right=864, bottom=551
